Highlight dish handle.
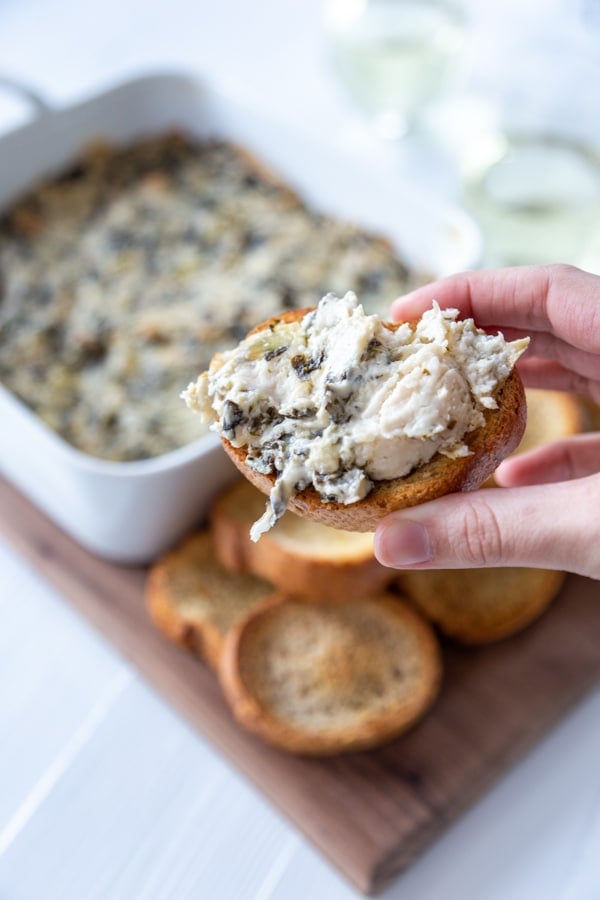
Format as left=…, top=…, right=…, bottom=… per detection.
left=0, top=73, right=52, bottom=117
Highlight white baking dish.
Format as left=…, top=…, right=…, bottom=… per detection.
left=0, top=71, right=481, bottom=563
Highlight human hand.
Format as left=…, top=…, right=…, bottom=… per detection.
left=374, top=265, right=600, bottom=580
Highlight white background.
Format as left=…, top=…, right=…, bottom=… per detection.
left=1, top=1, right=600, bottom=898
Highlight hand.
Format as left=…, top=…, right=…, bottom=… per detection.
left=374, top=265, right=600, bottom=580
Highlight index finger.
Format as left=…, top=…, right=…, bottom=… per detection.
left=391, top=264, right=600, bottom=354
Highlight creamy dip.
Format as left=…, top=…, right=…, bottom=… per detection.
left=183, top=292, right=529, bottom=540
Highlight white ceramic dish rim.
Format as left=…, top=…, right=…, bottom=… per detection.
left=0, top=378, right=219, bottom=478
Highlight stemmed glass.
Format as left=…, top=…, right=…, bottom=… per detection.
left=322, top=0, right=468, bottom=142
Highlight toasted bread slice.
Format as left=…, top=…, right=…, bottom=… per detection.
left=219, top=307, right=527, bottom=532
left=404, top=389, right=572, bottom=642
left=211, top=479, right=394, bottom=600
left=515, top=389, right=584, bottom=455
left=398, top=567, right=566, bottom=645
left=219, top=593, right=441, bottom=755
left=579, top=396, right=600, bottom=432
left=484, top=388, right=585, bottom=486
left=146, top=530, right=275, bottom=670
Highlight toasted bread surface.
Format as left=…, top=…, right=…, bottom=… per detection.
left=145, top=530, right=274, bottom=670
left=219, top=593, right=441, bottom=755
left=579, top=396, right=600, bottom=432
left=484, top=389, right=585, bottom=487
left=211, top=479, right=394, bottom=600
left=398, top=567, right=566, bottom=644
left=515, top=389, right=584, bottom=455
left=219, top=307, right=527, bottom=532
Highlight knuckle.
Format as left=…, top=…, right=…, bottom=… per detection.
left=458, top=499, right=505, bottom=566
left=549, top=262, right=579, bottom=281
left=546, top=263, right=582, bottom=296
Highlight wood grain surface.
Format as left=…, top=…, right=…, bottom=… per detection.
left=1, top=475, right=599, bottom=895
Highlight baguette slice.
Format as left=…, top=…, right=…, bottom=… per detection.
left=219, top=593, right=441, bottom=755
left=403, top=388, right=570, bottom=642
left=515, top=388, right=585, bottom=455
left=211, top=479, right=394, bottom=600
left=219, top=307, right=527, bottom=532
left=578, top=396, right=600, bottom=432
left=146, top=530, right=275, bottom=670
left=398, top=567, right=566, bottom=645
left=484, top=388, right=585, bottom=487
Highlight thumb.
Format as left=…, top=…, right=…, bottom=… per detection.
left=374, top=475, right=600, bottom=579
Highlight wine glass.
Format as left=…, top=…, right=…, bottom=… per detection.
left=322, top=0, right=468, bottom=141
left=462, top=131, right=600, bottom=271
left=451, top=5, right=600, bottom=271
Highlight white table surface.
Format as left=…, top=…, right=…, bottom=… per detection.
left=1, top=2, right=600, bottom=898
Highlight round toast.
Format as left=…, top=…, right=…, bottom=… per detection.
left=398, top=567, right=566, bottom=644
left=483, top=388, right=584, bottom=487
left=145, top=530, right=275, bottom=670
left=219, top=593, right=441, bottom=755
left=218, top=307, right=527, bottom=532
left=576, top=396, right=600, bottom=433
left=515, top=388, right=584, bottom=455
left=211, top=479, right=394, bottom=600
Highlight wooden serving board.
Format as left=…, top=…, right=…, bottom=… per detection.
left=1, top=475, right=599, bottom=895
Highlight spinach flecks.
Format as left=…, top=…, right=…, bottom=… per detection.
left=264, top=344, right=288, bottom=361
left=222, top=399, right=244, bottom=437
left=291, top=349, right=325, bottom=380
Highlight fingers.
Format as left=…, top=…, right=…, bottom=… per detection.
left=374, top=475, right=600, bottom=578
left=391, top=265, right=551, bottom=325
left=520, top=332, right=600, bottom=381
left=496, top=433, right=600, bottom=486
left=391, top=264, right=600, bottom=354
left=515, top=358, right=600, bottom=402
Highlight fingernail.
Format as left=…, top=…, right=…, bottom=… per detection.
left=375, top=519, right=433, bottom=568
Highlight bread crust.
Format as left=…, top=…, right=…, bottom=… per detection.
left=219, top=593, right=442, bottom=755
left=397, top=567, right=566, bottom=644
left=145, top=531, right=275, bottom=670
left=218, top=307, right=527, bottom=531
left=515, top=389, right=585, bottom=454
left=211, top=480, right=394, bottom=600
left=146, top=554, right=222, bottom=669
left=580, top=396, right=600, bottom=432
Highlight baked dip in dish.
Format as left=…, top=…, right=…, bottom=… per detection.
left=0, top=72, right=480, bottom=561
left=0, top=134, right=422, bottom=463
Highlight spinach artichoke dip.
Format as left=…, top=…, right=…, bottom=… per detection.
left=0, top=135, right=421, bottom=462
left=183, top=293, right=529, bottom=540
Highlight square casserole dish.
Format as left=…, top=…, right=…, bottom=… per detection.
left=0, top=71, right=481, bottom=563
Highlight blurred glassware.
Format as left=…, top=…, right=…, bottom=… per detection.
left=443, top=2, right=600, bottom=271
left=462, top=133, right=600, bottom=270
left=322, top=0, right=468, bottom=140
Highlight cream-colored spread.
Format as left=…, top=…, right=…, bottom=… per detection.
left=183, top=292, right=529, bottom=540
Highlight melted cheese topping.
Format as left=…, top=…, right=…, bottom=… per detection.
left=183, top=293, right=529, bottom=539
